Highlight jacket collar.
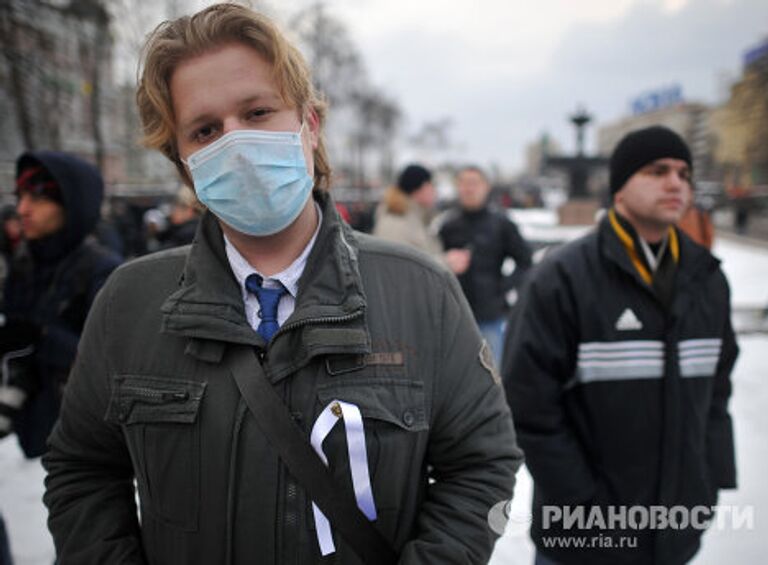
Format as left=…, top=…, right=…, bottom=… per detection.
left=460, top=204, right=490, bottom=221
left=161, top=192, right=370, bottom=369
left=599, top=210, right=719, bottom=296
left=607, top=208, right=679, bottom=285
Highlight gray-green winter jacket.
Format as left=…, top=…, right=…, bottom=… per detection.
left=43, top=193, right=523, bottom=565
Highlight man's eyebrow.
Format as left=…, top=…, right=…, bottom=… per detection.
left=179, top=93, right=284, bottom=133
left=238, top=93, right=282, bottom=107
left=641, top=161, right=690, bottom=175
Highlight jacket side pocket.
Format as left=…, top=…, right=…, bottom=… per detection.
left=106, top=374, right=206, bottom=531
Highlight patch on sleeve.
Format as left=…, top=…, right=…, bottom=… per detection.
left=364, top=352, right=404, bottom=366
left=479, top=340, right=502, bottom=386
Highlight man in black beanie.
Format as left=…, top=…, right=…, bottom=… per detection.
left=504, top=125, right=738, bottom=565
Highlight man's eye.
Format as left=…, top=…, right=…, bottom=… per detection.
left=246, top=108, right=272, bottom=121
left=193, top=125, right=217, bottom=143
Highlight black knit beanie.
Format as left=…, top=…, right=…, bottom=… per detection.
left=609, top=126, right=692, bottom=194
left=397, top=164, right=432, bottom=194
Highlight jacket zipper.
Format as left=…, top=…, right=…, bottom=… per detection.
left=120, top=386, right=190, bottom=403
left=259, top=312, right=365, bottom=363
left=268, top=309, right=363, bottom=563
left=275, top=309, right=364, bottom=339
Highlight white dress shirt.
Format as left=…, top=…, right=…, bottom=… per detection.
left=224, top=203, right=323, bottom=332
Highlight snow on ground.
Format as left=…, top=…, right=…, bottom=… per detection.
left=696, top=333, right=768, bottom=565
left=1, top=226, right=766, bottom=565
left=0, top=439, right=52, bottom=564
left=714, top=236, right=768, bottom=308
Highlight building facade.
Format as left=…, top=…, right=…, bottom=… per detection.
left=710, top=38, right=768, bottom=188
left=597, top=38, right=768, bottom=192
left=597, top=100, right=714, bottom=181
left=0, top=0, right=177, bottom=204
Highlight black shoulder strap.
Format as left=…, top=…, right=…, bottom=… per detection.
left=227, top=345, right=398, bottom=565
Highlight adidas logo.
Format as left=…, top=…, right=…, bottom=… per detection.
left=615, top=308, right=643, bottom=331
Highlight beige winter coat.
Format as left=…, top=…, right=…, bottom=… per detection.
left=373, top=186, right=444, bottom=261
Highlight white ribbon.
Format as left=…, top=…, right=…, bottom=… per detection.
left=309, top=399, right=377, bottom=556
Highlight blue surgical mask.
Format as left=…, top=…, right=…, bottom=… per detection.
left=184, top=127, right=313, bottom=236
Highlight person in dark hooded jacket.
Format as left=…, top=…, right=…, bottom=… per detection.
left=0, top=150, right=121, bottom=457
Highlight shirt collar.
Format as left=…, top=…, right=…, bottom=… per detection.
left=224, top=202, right=323, bottom=299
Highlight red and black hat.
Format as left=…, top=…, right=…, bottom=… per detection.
left=15, top=165, right=63, bottom=204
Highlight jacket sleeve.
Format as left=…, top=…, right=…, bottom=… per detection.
left=42, top=276, right=147, bottom=564
left=37, top=247, right=121, bottom=374
left=501, top=260, right=598, bottom=504
left=501, top=218, right=533, bottom=291
left=398, top=271, right=523, bottom=565
left=706, top=277, right=739, bottom=490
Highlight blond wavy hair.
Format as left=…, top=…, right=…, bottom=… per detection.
left=136, top=2, right=331, bottom=191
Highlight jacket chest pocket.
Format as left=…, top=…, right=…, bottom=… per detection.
left=106, top=374, right=206, bottom=531
left=316, top=377, right=429, bottom=511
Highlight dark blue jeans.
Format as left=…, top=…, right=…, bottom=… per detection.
left=478, top=318, right=506, bottom=368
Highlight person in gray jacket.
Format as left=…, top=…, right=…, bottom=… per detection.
left=42, top=4, right=522, bottom=564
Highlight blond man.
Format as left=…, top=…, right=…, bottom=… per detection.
left=42, top=4, right=522, bottom=564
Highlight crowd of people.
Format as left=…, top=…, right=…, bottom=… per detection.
left=0, top=4, right=740, bottom=565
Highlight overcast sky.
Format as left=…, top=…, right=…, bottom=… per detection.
left=175, top=0, right=768, bottom=175
left=266, top=0, right=768, bottom=175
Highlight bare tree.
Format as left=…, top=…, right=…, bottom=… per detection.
left=0, top=0, right=113, bottom=169
left=104, top=0, right=181, bottom=83
left=1, top=1, right=43, bottom=150
left=349, top=90, right=401, bottom=185
left=289, top=2, right=365, bottom=107
left=69, top=0, right=112, bottom=172
left=289, top=2, right=402, bottom=187
left=410, top=118, right=455, bottom=152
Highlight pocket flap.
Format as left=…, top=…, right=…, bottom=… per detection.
left=106, top=375, right=206, bottom=425
left=317, top=378, right=427, bottom=431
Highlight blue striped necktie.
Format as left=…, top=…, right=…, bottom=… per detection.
left=245, top=274, right=288, bottom=342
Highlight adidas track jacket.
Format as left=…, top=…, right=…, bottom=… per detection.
left=503, top=214, right=738, bottom=565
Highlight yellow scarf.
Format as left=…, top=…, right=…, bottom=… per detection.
left=608, top=209, right=679, bottom=285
